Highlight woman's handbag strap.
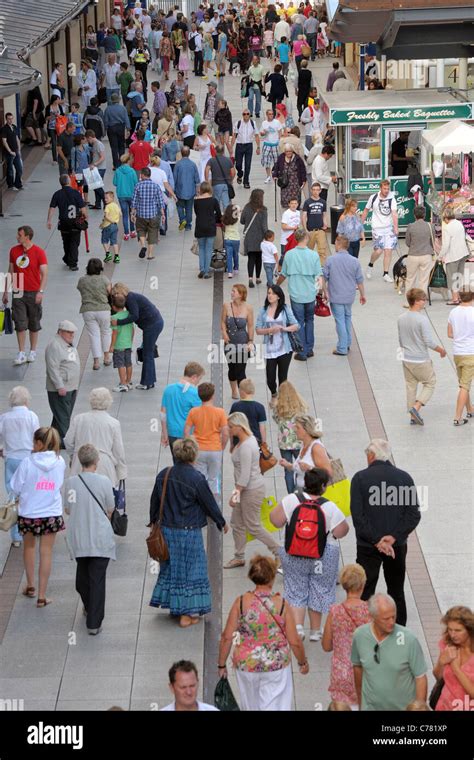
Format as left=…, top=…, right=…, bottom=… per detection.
left=158, top=467, right=172, bottom=526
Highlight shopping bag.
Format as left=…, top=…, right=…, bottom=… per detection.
left=314, top=294, right=331, bottom=317
left=3, top=307, right=13, bottom=335
left=55, top=115, right=68, bottom=135
left=167, top=198, right=177, bottom=219
left=246, top=495, right=279, bottom=542
left=83, top=167, right=104, bottom=191
left=0, top=310, right=4, bottom=333
left=429, top=260, right=448, bottom=289
left=214, top=677, right=240, bottom=711
left=323, top=456, right=351, bottom=517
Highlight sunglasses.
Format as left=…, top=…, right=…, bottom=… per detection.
left=243, top=112, right=250, bottom=116
left=373, top=643, right=380, bottom=664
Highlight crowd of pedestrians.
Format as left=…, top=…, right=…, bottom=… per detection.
left=0, top=0, right=472, bottom=715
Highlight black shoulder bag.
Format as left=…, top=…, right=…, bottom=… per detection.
left=215, top=154, right=235, bottom=200
left=78, top=474, right=128, bottom=537
left=284, top=306, right=304, bottom=353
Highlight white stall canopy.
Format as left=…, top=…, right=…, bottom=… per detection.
left=422, top=119, right=474, bottom=154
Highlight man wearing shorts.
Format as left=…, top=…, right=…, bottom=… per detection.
left=447, top=288, right=474, bottom=426
left=2, top=226, right=48, bottom=365
left=131, top=167, right=166, bottom=261
left=361, top=179, right=398, bottom=283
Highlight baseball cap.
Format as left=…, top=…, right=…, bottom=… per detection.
left=208, top=81, right=217, bottom=88
left=58, top=320, right=78, bottom=332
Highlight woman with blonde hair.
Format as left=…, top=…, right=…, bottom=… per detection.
left=218, top=555, right=308, bottom=709
left=272, top=381, right=307, bottom=493
left=221, top=283, right=255, bottom=399
left=156, top=106, right=177, bottom=145
left=279, top=413, right=332, bottom=487
left=336, top=197, right=365, bottom=258
left=433, top=606, right=474, bottom=711
left=224, top=412, right=280, bottom=569
left=10, top=427, right=66, bottom=607
left=322, top=563, right=371, bottom=708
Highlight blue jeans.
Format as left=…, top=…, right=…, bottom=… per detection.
left=224, top=239, right=240, bottom=273
left=140, top=314, right=164, bottom=387
left=279, top=449, right=300, bottom=494
left=331, top=303, right=352, bottom=355
left=348, top=240, right=361, bottom=258
left=198, top=237, right=214, bottom=275
left=177, top=198, right=193, bottom=230
left=248, top=85, right=262, bottom=115
left=264, top=263, right=275, bottom=287
left=213, top=183, right=230, bottom=212
left=5, top=458, right=23, bottom=542
left=290, top=299, right=315, bottom=357
left=6, top=152, right=23, bottom=189
left=119, top=197, right=135, bottom=235
left=106, top=87, right=120, bottom=105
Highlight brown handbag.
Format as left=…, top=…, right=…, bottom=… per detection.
left=259, top=442, right=278, bottom=474
left=146, top=467, right=172, bottom=562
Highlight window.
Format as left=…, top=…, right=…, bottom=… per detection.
left=351, top=125, right=381, bottom=180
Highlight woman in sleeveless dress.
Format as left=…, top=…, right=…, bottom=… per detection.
left=194, top=123, right=215, bottom=183
left=221, top=283, right=255, bottom=400
left=218, top=555, right=309, bottom=710
left=280, top=413, right=332, bottom=487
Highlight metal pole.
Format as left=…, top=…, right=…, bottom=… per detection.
left=359, top=43, right=366, bottom=91
left=274, top=179, right=277, bottom=222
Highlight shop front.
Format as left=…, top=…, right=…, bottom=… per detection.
left=319, top=89, right=474, bottom=234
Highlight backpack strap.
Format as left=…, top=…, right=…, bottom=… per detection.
left=240, top=594, right=244, bottom=615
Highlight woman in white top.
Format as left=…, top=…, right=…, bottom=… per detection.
left=194, top=123, right=215, bottom=183
left=271, top=467, right=349, bottom=641
left=148, top=155, right=177, bottom=233
left=224, top=412, right=280, bottom=569
left=10, top=427, right=66, bottom=607
left=0, top=386, right=40, bottom=546
left=64, top=388, right=127, bottom=487
left=76, top=60, right=97, bottom=109
left=179, top=105, right=196, bottom=149
left=440, top=207, right=470, bottom=305
left=282, top=414, right=332, bottom=488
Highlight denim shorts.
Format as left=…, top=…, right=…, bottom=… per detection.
left=113, top=348, right=132, bottom=368
left=101, top=223, right=118, bottom=245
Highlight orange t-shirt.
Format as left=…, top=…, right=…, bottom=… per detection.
left=185, top=406, right=228, bottom=451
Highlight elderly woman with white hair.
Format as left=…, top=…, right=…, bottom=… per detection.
left=64, top=388, right=127, bottom=487
left=224, top=411, right=280, bottom=569
left=65, top=443, right=116, bottom=635
left=0, top=386, right=40, bottom=546
left=272, top=143, right=307, bottom=209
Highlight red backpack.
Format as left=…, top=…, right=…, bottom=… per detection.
left=285, top=490, right=328, bottom=559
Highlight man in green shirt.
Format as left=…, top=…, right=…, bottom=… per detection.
left=351, top=593, right=428, bottom=710
left=247, top=56, right=265, bottom=118
left=117, top=62, right=134, bottom=107
left=277, top=227, right=323, bottom=361
left=110, top=294, right=134, bottom=392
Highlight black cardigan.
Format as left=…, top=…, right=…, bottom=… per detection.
left=194, top=196, right=222, bottom=239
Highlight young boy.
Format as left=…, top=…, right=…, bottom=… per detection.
left=68, top=103, right=84, bottom=135
left=110, top=294, right=134, bottom=392
left=184, top=382, right=229, bottom=497
left=277, top=37, right=290, bottom=77
left=101, top=191, right=121, bottom=264
left=117, top=62, right=134, bottom=106
left=229, top=378, right=267, bottom=446
left=301, top=181, right=328, bottom=262
left=161, top=362, right=205, bottom=462
left=261, top=230, right=279, bottom=287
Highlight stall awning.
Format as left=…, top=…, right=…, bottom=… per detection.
left=0, top=0, right=89, bottom=98
left=422, top=120, right=474, bottom=154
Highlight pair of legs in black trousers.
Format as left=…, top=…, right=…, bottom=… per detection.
left=265, top=351, right=292, bottom=396
left=357, top=543, right=408, bottom=626
left=107, top=125, right=126, bottom=169
left=48, top=390, right=77, bottom=447
left=247, top=250, right=262, bottom=280
left=60, top=230, right=81, bottom=269
left=76, top=557, right=110, bottom=631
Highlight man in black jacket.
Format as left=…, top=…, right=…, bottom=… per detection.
left=47, top=175, right=87, bottom=271
left=350, top=439, right=421, bottom=626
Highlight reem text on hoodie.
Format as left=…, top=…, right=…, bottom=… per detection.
left=10, top=452, right=66, bottom=519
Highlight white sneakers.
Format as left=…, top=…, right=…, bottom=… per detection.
left=296, top=624, right=305, bottom=641
left=383, top=273, right=394, bottom=283
left=264, top=176, right=272, bottom=184
left=27, top=350, right=36, bottom=362
left=365, top=268, right=372, bottom=280
left=13, top=352, right=27, bottom=365
left=113, top=384, right=128, bottom=393
left=309, top=629, right=323, bottom=642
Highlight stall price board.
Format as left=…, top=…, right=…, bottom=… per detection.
left=460, top=216, right=474, bottom=240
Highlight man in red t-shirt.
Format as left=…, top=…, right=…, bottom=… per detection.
left=2, top=226, right=48, bottom=365
left=129, top=130, right=154, bottom=176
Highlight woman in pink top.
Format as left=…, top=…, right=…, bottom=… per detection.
left=218, top=555, right=308, bottom=710
left=292, top=35, right=307, bottom=71
left=433, top=606, right=474, bottom=711
left=322, top=564, right=371, bottom=709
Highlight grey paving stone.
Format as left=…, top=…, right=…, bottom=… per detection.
left=58, top=675, right=132, bottom=702
left=0, top=678, right=62, bottom=701
left=63, top=650, right=135, bottom=677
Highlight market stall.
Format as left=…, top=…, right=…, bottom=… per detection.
left=318, top=88, right=474, bottom=234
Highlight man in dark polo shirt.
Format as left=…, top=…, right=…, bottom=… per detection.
left=57, top=121, right=76, bottom=175
left=47, top=175, right=87, bottom=271
left=1, top=112, right=23, bottom=190
left=2, top=226, right=48, bottom=365
left=301, top=181, right=329, bottom=263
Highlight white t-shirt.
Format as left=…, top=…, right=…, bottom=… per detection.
left=448, top=306, right=474, bottom=355
left=201, top=21, right=214, bottom=35
left=0, top=406, right=40, bottom=459
left=111, top=13, right=123, bottom=30
left=365, top=192, right=397, bottom=231
left=160, top=701, right=219, bottom=711
left=260, top=119, right=282, bottom=146
left=301, top=106, right=323, bottom=138
left=281, top=209, right=301, bottom=245
left=281, top=491, right=345, bottom=546
left=181, top=113, right=195, bottom=138
left=261, top=240, right=278, bottom=264
left=149, top=166, right=168, bottom=194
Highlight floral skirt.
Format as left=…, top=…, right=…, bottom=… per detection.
left=18, top=515, right=65, bottom=536
left=150, top=527, right=211, bottom=616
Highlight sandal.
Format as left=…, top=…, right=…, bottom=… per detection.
left=466, top=412, right=474, bottom=418
left=446, top=301, right=460, bottom=306
left=36, top=598, right=52, bottom=608
left=22, top=586, right=36, bottom=598
left=224, top=559, right=245, bottom=569
left=453, top=419, right=468, bottom=426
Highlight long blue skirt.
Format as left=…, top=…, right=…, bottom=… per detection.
left=149, top=527, right=212, bottom=616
